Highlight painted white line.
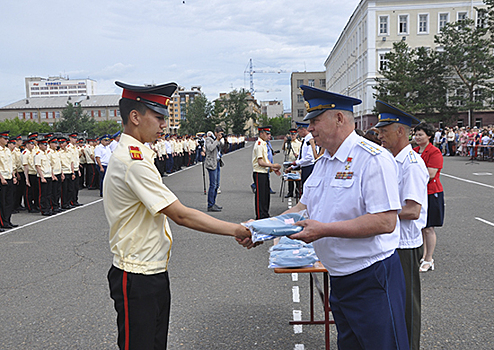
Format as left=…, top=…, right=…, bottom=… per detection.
left=294, top=344, right=305, bottom=350
left=473, top=172, right=492, bottom=176
left=0, top=199, right=103, bottom=238
left=292, top=273, right=298, bottom=282
left=442, top=173, right=494, bottom=189
left=475, top=217, right=494, bottom=227
left=293, top=310, right=303, bottom=333
left=292, top=286, right=300, bottom=303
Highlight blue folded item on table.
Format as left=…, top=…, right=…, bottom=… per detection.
left=244, top=212, right=306, bottom=243
left=283, top=172, right=301, bottom=180
left=268, top=237, right=319, bottom=268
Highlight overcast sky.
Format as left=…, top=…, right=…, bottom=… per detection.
left=1, top=0, right=360, bottom=111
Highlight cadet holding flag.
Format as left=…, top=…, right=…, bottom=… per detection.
left=105, top=81, right=254, bottom=350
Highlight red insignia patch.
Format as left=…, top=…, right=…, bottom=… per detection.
left=129, top=146, right=143, bottom=160
left=258, top=141, right=261, bottom=145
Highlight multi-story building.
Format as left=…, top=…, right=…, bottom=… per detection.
left=325, top=0, right=490, bottom=129
left=217, top=91, right=261, bottom=137
left=25, top=76, right=97, bottom=98
left=168, top=86, right=202, bottom=133
left=290, top=72, right=326, bottom=124
left=260, top=100, right=284, bottom=119
left=0, top=95, right=121, bottom=125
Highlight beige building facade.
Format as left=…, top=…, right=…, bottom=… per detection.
left=168, top=86, right=202, bottom=133
left=25, top=76, right=97, bottom=98
left=290, top=71, right=326, bottom=124
left=325, top=0, right=487, bottom=130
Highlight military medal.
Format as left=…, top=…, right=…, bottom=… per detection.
left=345, top=157, right=353, bottom=170
left=129, top=146, right=143, bottom=160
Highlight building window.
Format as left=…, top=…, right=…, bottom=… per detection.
left=457, top=12, right=467, bottom=21
left=439, top=13, right=449, bottom=31
left=42, top=112, right=47, bottom=119
left=18, top=112, right=23, bottom=119
left=55, top=111, right=60, bottom=119
left=379, top=53, right=389, bottom=71
left=297, top=94, right=304, bottom=103
left=33, top=112, right=38, bottom=119
left=379, top=16, right=389, bottom=35
left=296, top=79, right=304, bottom=87
left=319, top=79, right=326, bottom=88
left=297, top=109, right=304, bottom=118
left=477, top=9, right=487, bottom=28
left=308, top=79, right=315, bottom=87
left=418, top=14, right=428, bottom=33
left=398, top=14, right=409, bottom=34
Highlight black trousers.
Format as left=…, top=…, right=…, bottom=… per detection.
left=397, top=246, right=423, bottom=350
left=0, top=179, right=15, bottom=226
left=27, top=174, right=39, bottom=211
left=86, top=164, right=97, bottom=189
left=71, top=171, right=80, bottom=205
left=253, top=172, right=270, bottom=220
left=51, top=174, right=62, bottom=210
left=38, top=177, right=53, bottom=214
left=79, top=164, right=86, bottom=188
left=61, top=173, right=74, bottom=208
left=108, top=266, right=171, bottom=350
left=15, top=172, right=26, bottom=209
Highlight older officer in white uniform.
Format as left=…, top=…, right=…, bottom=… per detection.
left=105, top=81, right=254, bottom=350
left=286, top=85, right=409, bottom=350
left=376, top=100, right=429, bottom=350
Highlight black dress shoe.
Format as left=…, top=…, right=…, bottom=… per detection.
left=8, top=223, right=19, bottom=228
left=12, top=210, right=20, bottom=214
left=72, top=202, right=83, bottom=207
left=62, top=205, right=74, bottom=210
left=207, top=206, right=221, bottom=212
left=41, top=212, right=53, bottom=216
left=284, top=194, right=293, bottom=198
left=28, top=209, right=40, bottom=213
left=270, top=189, right=276, bottom=194
left=1, top=224, right=13, bottom=229
left=214, top=204, right=223, bottom=209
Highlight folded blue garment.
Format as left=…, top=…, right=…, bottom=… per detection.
left=244, top=212, right=306, bottom=243
left=268, top=235, right=319, bottom=268
left=283, top=172, right=301, bottom=180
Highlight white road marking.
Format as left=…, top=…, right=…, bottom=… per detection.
left=0, top=199, right=103, bottom=238
left=294, top=344, right=305, bottom=350
left=473, top=172, right=492, bottom=176
left=293, top=310, right=303, bottom=333
left=442, top=173, right=494, bottom=189
left=292, top=286, right=300, bottom=303
left=475, top=217, right=494, bottom=227
left=292, top=273, right=298, bottom=282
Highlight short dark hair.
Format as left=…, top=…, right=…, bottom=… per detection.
left=119, top=98, right=148, bottom=125
left=414, top=122, right=435, bottom=137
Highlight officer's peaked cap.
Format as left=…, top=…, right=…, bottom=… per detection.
left=300, top=85, right=361, bottom=121
left=116, top=81, right=178, bottom=116
left=375, top=100, right=421, bottom=128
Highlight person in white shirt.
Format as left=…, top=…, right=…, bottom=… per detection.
left=94, top=135, right=112, bottom=197
left=109, top=131, right=121, bottom=153
left=376, top=101, right=429, bottom=350
left=285, top=86, right=408, bottom=350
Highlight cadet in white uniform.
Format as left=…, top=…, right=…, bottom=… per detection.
left=105, top=81, right=254, bottom=350
left=286, top=86, right=409, bottom=350
left=376, top=100, right=429, bottom=350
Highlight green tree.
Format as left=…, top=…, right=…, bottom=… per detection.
left=269, top=115, right=291, bottom=136
left=53, top=102, right=97, bottom=135
left=435, top=18, right=494, bottom=126
left=218, top=89, right=255, bottom=135
left=0, top=117, right=52, bottom=136
left=91, top=120, right=122, bottom=138
left=179, top=93, right=212, bottom=134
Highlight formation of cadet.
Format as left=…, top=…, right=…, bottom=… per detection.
left=0, top=131, right=126, bottom=229
left=150, top=132, right=245, bottom=176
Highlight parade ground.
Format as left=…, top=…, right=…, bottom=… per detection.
left=0, top=139, right=493, bottom=349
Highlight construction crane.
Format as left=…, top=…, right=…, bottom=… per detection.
left=244, top=58, right=289, bottom=96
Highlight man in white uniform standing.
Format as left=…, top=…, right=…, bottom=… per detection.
left=376, top=100, right=428, bottom=350
left=286, top=85, right=409, bottom=350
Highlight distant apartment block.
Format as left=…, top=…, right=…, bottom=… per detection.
left=25, top=76, right=97, bottom=98
left=290, top=72, right=326, bottom=124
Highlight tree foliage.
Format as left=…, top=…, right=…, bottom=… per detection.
left=179, top=93, right=213, bottom=134
left=217, top=89, right=255, bottom=135
left=434, top=17, right=494, bottom=121
left=0, top=117, right=52, bottom=136
left=53, top=102, right=97, bottom=136
left=374, top=41, right=452, bottom=122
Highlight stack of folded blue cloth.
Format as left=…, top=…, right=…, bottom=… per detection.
left=283, top=172, right=301, bottom=180
left=268, top=236, right=319, bottom=268
left=243, top=212, right=306, bottom=243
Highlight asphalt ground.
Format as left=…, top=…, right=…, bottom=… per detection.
left=0, top=140, right=493, bottom=349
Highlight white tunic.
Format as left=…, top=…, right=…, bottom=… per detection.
left=395, top=144, right=428, bottom=249
left=300, top=131, right=401, bottom=276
